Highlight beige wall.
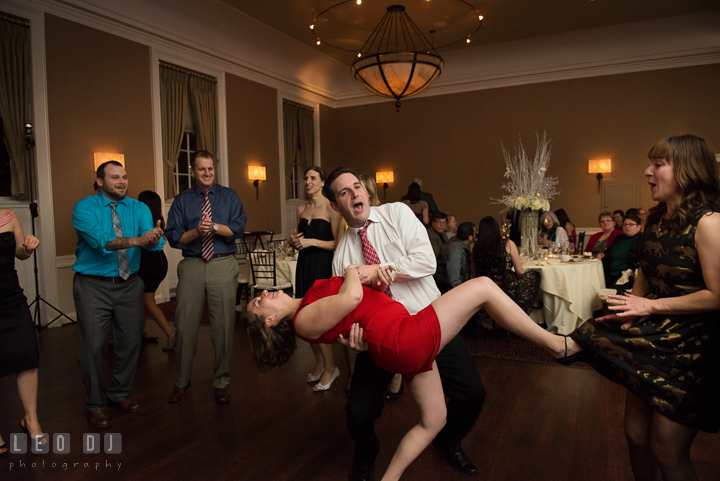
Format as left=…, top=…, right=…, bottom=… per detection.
left=320, top=64, right=720, bottom=228
left=45, top=15, right=155, bottom=256
left=225, top=74, right=281, bottom=233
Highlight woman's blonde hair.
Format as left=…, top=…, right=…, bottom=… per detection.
left=358, top=174, right=381, bottom=207
left=245, top=309, right=297, bottom=373
left=647, top=135, right=720, bottom=231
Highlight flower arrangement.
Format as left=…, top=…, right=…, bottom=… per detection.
left=494, top=132, right=558, bottom=212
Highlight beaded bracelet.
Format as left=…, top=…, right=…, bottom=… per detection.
left=344, top=266, right=359, bottom=275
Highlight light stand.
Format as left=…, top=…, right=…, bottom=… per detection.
left=23, top=123, right=75, bottom=331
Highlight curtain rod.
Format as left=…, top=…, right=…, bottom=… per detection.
left=283, top=99, right=314, bottom=112
left=159, top=60, right=217, bottom=83
left=0, top=12, right=30, bottom=27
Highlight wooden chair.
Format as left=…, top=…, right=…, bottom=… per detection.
left=473, top=254, right=511, bottom=343
left=244, top=230, right=275, bottom=251
left=576, top=231, right=586, bottom=254
left=235, top=238, right=251, bottom=308
left=247, top=249, right=293, bottom=297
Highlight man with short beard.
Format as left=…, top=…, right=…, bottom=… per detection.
left=72, top=160, right=164, bottom=429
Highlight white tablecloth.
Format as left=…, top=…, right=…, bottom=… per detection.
left=525, top=258, right=605, bottom=335
left=276, top=258, right=297, bottom=296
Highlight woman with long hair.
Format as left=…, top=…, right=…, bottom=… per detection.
left=573, top=134, right=720, bottom=480
left=473, top=216, right=540, bottom=313
left=137, top=190, right=175, bottom=349
left=538, top=211, right=569, bottom=250
left=0, top=209, right=45, bottom=451
left=246, top=268, right=575, bottom=480
left=358, top=174, right=381, bottom=208
left=554, top=208, right=576, bottom=248
left=289, top=166, right=345, bottom=391
left=401, top=182, right=428, bottom=225
left=585, top=211, right=622, bottom=258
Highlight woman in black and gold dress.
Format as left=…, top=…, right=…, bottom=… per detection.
left=567, top=135, right=720, bottom=481
left=0, top=209, right=45, bottom=452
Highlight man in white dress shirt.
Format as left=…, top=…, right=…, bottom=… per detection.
left=324, top=168, right=486, bottom=481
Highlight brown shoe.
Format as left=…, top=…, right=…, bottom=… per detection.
left=214, top=387, right=231, bottom=404
left=107, top=397, right=140, bottom=413
left=168, top=382, right=190, bottom=403
left=87, top=409, right=110, bottom=429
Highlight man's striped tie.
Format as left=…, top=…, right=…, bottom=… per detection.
left=201, top=191, right=215, bottom=262
left=110, top=202, right=130, bottom=280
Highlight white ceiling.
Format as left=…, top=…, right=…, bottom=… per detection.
left=220, top=0, right=720, bottom=66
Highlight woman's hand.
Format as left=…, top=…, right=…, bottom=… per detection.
left=538, top=236, right=551, bottom=247
left=23, top=235, right=39, bottom=252
left=596, top=252, right=605, bottom=260
left=605, top=293, right=654, bottom=317
left=595, top=313, right=638, bottom=330
left=293, top=233, right=318, bottom=250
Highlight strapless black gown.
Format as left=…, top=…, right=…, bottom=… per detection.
left=0, top=232, right=39, bottom=378
left=295, top=218, right=335, bottom=298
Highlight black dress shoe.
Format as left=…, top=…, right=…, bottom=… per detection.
left=348, top=461, right=373, bottom=481
left=214, top=387, right=231, bottom=404
left=555, top=335, right=586, bottom=366
left=168, top=382, right=190, bottom=403
left=445, top=448, right=478, bottom=475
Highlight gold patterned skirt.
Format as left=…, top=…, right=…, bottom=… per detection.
left=571, top=314, right=720, bottom=432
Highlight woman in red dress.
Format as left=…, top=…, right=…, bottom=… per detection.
left=246, top=266, right=573, bottom=480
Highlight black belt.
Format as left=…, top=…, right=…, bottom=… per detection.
left=82, top=272, right=138, bottom=283
left=185, top=252, right=234, bottom=260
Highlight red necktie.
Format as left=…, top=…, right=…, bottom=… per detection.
left=357, top=220, right=392, bottom=298
left=201, top=191, right=214, bottom=262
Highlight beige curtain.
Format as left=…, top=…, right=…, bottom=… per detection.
left=297, top=108, right=314, bottom=188
left=189, top=76, right=217, bottom=159
left=282, top=102, right=299, bottom=200
left=160, top=67, right=188, bottom=199
left=0, top=18, right=30, bottom=199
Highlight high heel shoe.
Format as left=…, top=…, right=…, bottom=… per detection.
left=162, top=330, right=176, bottom=351
left=20, top=419, right=48, bottom=446
left=306, top=368, right=324, bottom=383
left=313, top=367, right=340, bottom=392
left=555, top=335, right=585, bottom=366
left=385, top=379, right=405, bottom=401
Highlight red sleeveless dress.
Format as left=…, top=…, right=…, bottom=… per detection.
left=293, top=277, right=441, bottom=383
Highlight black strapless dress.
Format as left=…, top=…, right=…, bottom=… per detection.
left=295, top=218, right=335, bottom=298
left=0, top=232, right=39, bottom=378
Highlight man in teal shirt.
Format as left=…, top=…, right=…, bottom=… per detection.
left=72, top=161, right=164, bottom=429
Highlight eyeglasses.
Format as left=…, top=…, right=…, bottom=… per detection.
left=623, top=222, right=638, bottom=227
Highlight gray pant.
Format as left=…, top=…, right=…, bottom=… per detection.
left=73, top=273, right=144, bottom=411
left=174, top=255, right=239, bottom=389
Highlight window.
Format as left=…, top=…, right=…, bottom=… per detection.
left=174, top=131, right=197, bottom=195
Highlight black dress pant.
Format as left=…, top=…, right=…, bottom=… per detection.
left=346, top=334, right=485, bottom=464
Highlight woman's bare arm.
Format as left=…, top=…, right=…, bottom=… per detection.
left=294, top=268, right=364, bottom=339
left=506, top=240, right=524, bottom=275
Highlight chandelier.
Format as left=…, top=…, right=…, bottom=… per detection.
left=311, top=1, right=484, bottom=111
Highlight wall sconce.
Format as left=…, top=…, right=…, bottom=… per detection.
left=589, top=159, right=611, bottom=190
left=94, top=153, right=125, bottom=170
left=376, top=171, right=394, bottom=200
left=248, top=166, right=266, bottom=200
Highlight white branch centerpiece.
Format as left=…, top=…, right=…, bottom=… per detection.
left=493, top=132, right=559, bottom=259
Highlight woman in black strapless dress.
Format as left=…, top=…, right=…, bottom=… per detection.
left=0, top=209, right=45, bottom=452
left=290, top=166, right=345, bottom=391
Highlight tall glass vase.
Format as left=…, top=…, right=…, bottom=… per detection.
left=520, top=208, right=539, bottom=259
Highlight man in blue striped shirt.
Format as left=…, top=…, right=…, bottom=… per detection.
left=72, top=161, right=164, bottom=429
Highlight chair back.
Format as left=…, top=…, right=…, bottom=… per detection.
left=247, top=249, right=293, bottom=294
left=235, top=238, right=250, bottom=282
left=576, top=231, right=586, bottom=253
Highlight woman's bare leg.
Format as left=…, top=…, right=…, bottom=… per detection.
left=143, top=292, right=174, bottom=339
left=649, top=410, right=699, bottom=481
left=431, top=277, right=574, bottom=357
left=316, top=343, right=337, bottom=386
left=624, top=392, right=662, bottom=481
left=17, top=368, right=43, bottom=436
left=387, top=373, right=403, bottom=396
left=382, top=365, right=446, bottom=481
left=309, top=343, right=325, bottom=380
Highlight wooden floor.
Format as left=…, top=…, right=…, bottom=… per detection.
left=1, top=321, right=719, bottom=481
